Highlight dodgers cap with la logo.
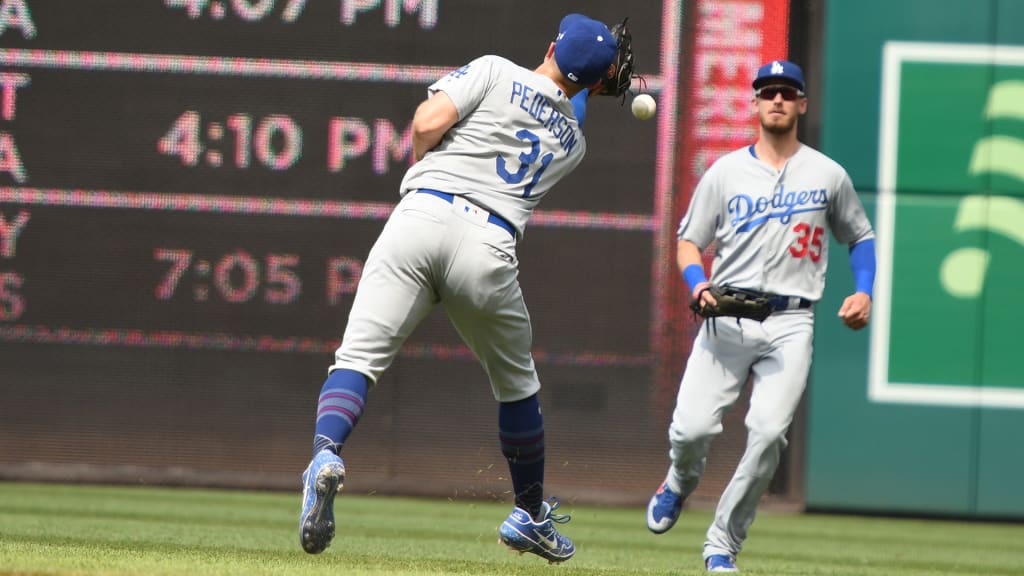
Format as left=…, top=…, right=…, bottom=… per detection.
left=752, top=60, right=805, bottom=92
left=553, top=13, right=618, bottom=86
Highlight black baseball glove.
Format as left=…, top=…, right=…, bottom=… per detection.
left=690, top=285, right=773, bottom=322
left=597, top=17, right=639, bottom=100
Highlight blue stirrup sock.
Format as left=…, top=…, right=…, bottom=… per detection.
left=499, top=394, right=545, bottom=519
left=312, top=369, right=368, bottom=457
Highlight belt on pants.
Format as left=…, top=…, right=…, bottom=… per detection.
left=416, top=189, right=516, bottom=239
left=766, top=293, right=813, bottom=311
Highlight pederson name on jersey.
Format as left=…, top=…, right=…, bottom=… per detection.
left=509, top=80, right=579, bottom=154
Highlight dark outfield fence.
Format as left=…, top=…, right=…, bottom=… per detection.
left=0, top=0, right=804, bottom=508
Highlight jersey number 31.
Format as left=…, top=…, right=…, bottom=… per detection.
left=496, top=129, right=554, bottom=198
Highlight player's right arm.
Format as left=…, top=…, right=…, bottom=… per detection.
left=411, top=90, right=460, bottom=161
left=676, top=165, right=722, bottom=303
left=677, top=239, right=714, bottom=304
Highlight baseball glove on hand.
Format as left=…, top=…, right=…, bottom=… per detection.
left=690, top=285, right=773, bottom=322
left=597, top=17, right=640, bottom=100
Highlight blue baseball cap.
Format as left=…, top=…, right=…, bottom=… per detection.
left=752, top=60, right=805, bottom=92
left=553, top=14, right=618, bottom=86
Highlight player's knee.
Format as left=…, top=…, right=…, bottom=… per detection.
left=747, top=426, right=790, bottom=451
left=669, top=417, right=720, bottom=445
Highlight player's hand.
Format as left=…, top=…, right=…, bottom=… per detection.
left=692, top=281, right=715, bottom=306
left=838, top=292, right=871, bottom=330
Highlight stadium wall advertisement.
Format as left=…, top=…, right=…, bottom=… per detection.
left=807, top=0, right=1024, bottom=517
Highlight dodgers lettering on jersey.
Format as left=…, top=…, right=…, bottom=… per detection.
left=728, top=185, right=828, bottom=232
left=400, top=55, right=588, bottom=239
left=677, top=144, right=874, bottom=301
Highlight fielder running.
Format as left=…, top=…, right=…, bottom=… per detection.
left=299, top=13, right=625, bottom=563
left=646, top=60, right=876, bottom=573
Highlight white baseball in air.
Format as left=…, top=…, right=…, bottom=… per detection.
left=631, top=94, right=657, bottom=120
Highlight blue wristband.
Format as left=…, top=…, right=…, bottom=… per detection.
left=682, top=264, right=708, bottom=291
left=849, top=238, right=876, bottom=299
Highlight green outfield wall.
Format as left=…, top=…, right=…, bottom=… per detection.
left=807, top=0, right=1024, bottom=517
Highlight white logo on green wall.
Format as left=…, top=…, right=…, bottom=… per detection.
left=871, top=42, right=1024, bottom=408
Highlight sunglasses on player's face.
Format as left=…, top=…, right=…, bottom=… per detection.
left=755, top=85, right=805, bottom=101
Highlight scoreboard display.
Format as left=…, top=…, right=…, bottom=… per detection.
left=0, top=0, right=666, bottom=494
left=0, top=1, right=660, bottom=348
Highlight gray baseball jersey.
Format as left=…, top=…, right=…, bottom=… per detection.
left=331, top=55, right=589, bottom=401
left=400, top=54, right=587, bottom=239
left=677, top=144, right=874, bottom=301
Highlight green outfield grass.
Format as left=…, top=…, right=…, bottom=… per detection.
left=0, top=481, right=1021, bottom=575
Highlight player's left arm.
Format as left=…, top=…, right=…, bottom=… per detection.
left=411, top=90, right=460, bottom=161
left=830, top=171, right=876, bottom=330
left=571, top=88, right=590, bottom=128
left=838, top=237, right=875, bottom=330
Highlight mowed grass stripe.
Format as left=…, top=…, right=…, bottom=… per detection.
left=1, top=482, right=1022, bottom=575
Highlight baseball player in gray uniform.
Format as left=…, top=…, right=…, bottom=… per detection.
left=646, top=61, right=876, bottom=573
left=298, top=13, right=620, bottom=563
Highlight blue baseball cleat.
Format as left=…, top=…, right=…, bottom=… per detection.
left=646, top=481, right=684, bottom=533
left=299, top=450, right=346, bottom=554
left=705, top=554, right=739, bottom=573
left=498, top=497, right=575, bottom=563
